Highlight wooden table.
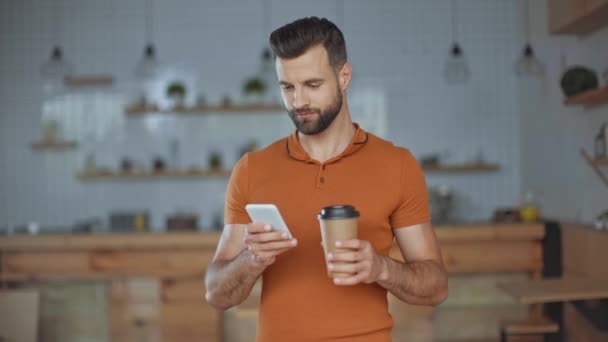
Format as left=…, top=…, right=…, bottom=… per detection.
left=497, top=277, right=608, bottom=304
left=498, top=276, right=608, bottom=341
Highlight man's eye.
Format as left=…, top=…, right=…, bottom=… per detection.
left=309, top=84, right=320, bottom=88
left=282, top=85, right=294, bottom=90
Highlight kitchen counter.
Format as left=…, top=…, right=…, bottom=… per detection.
left=0, top=231, right=222, bottom=251
left=0, top=222, right=543, bottom=251
left=0, top=222, right=545, bottom=342
left=0, top=222, right=544, bottom=277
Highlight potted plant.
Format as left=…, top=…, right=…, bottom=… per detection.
left=166, top=81, right=187, bottom=108
left=42, top=119, right=60, bottom=142
left=242, top=77, right=266, bottom=103
left=208, top=151, right=223, bottom=171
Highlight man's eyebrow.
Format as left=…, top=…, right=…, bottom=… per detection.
left=279, top=78, right=324, bottom=86
left=304, top=78, right=324, bottom=83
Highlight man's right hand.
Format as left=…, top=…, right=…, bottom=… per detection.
left=244, top=223, right=297, bottom=267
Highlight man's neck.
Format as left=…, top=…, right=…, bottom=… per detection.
left=297, top=109, right=356, bottom=163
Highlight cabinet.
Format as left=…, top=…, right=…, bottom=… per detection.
left=548, top=0, right=608, bottom=35
left=588, top=0, right=608, bottom=11
left=561, top=223, right=608, bottom=341
left=549, top=0, right=586, bottom=33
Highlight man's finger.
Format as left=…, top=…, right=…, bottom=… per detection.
left=328, top=261, right=361, bottom=274
left=328, top=251, right=361, bottom=262
left=246, top=223, right=272, bottom=234
left=253, top=239, right=298, bottom=251
left=333, top=273, right=365, bottom=286
left=335, top=239, right=363, bottom=250
left=256, top=245, right=296, bottom=259
left=245, top=231, right=289, bottom=243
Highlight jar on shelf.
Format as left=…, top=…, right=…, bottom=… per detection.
left=519, top=191, right=540, bottom=223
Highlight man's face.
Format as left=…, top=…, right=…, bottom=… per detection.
left=275, top=45, right=345, bottom=135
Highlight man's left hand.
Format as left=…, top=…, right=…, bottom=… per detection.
left=327, top=239, right=389, bottom=286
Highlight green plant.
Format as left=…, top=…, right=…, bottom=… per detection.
left=208, top=152, right=223, bottom=170
left=242, top=77, right=266, bottom=95
left=166, top=82, right=187, bottom=98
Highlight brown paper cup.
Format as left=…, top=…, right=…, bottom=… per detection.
left=318, top=205, right=360, bottom=278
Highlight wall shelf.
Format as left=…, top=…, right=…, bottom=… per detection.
left=564, top=86, right=608, bottom=107
left=31, top=140, right=78, bottom=150
left=125, top=103, right=284, bottom=116
left=581, top=148, right=608, bottom=187
left=77, top=169, right=231, bottom=180
left=78, top=163, right=501, bottom=179
left=422, top=163, right=500, bottom=173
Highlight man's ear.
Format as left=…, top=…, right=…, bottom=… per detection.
left=338, top=63, right=352, bottom=91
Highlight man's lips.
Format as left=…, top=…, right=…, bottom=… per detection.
left=296, top=111, right=317, bottom=118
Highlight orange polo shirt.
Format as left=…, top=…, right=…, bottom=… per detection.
left=225, top=124, right=431, bottom=342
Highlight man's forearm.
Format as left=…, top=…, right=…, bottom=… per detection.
left=204, top=249, right=265, bottom=310
left=376, top=256, right=448, bottom=306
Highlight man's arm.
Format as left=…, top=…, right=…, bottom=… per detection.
left=376, top=223, right=448, bottom=305
left=204, top=223, right=264, bottom=311
left=204, top=223, right=297, bottom=310
left=327, top=223, right=448, bottom=306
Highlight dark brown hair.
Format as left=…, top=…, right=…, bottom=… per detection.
left=269, top=16, right=347, bottom=70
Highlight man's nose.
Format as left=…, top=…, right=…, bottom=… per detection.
left=292, top=88, right=310, bottom=109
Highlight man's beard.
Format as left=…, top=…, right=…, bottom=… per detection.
left=287, top=90, right=343, bottom=135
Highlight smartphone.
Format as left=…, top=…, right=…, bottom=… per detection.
left=245, top=203, right=292, bottom=238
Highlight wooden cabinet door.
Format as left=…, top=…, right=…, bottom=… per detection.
left=586, top=0, right=608, bottom=12
left=548, top=0, right=608, bottom=34
left=548, top=0, right=586, bottom=33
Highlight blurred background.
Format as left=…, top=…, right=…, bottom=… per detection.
left=1, top=0, right=608, bottom=341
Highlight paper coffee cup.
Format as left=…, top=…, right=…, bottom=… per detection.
left=318, top=205, right=359, bottom=278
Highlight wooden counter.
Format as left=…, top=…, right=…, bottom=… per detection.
left=0, top=231, right=222, bottom=251
left=398, top=223, right=545, bottom=274
left=0, top=222, right=545, bottom=342
left=0, top=223, right=543, bottom=251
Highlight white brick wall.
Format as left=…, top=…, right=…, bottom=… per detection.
left=0, top=0, right=526, bottom=230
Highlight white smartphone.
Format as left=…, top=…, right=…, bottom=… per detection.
left=245, top=203, right=292, bottom=238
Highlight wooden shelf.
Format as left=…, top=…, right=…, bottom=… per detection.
left=551, top=1, right=608, bottom=35
left=564, top=85, right=608, bottom=107
left=422, top=163, right=500, bottom=173
left=77, top=169, right=231, bottom=180
left=31, top=140, right=77, bottom=150
left=592, top=158, right=608, bottom=166
left=125, top=103, right=283, bottom=116
left=581, top=148, right=608, bottom=186
left=64, top=75, right=113, bottom=87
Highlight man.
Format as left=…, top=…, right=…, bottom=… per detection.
left=205, top=17, right=448, bottom=342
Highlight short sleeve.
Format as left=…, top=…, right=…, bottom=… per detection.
left=224, top=153, right=251, bottom=224
left=390, top=149, right=431, bottom=228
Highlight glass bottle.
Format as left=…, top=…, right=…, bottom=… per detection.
left=519, top=191, right=540, bottom=223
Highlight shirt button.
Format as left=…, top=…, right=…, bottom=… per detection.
left=321, top=165, right=326, bottom=170
left=320, top=177, right=325, bottom=183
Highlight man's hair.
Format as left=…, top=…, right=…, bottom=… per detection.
left=269, top=16, right=347, bottom=71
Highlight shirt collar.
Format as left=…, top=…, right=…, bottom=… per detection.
left=285, top=123, right=369, bottom=163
